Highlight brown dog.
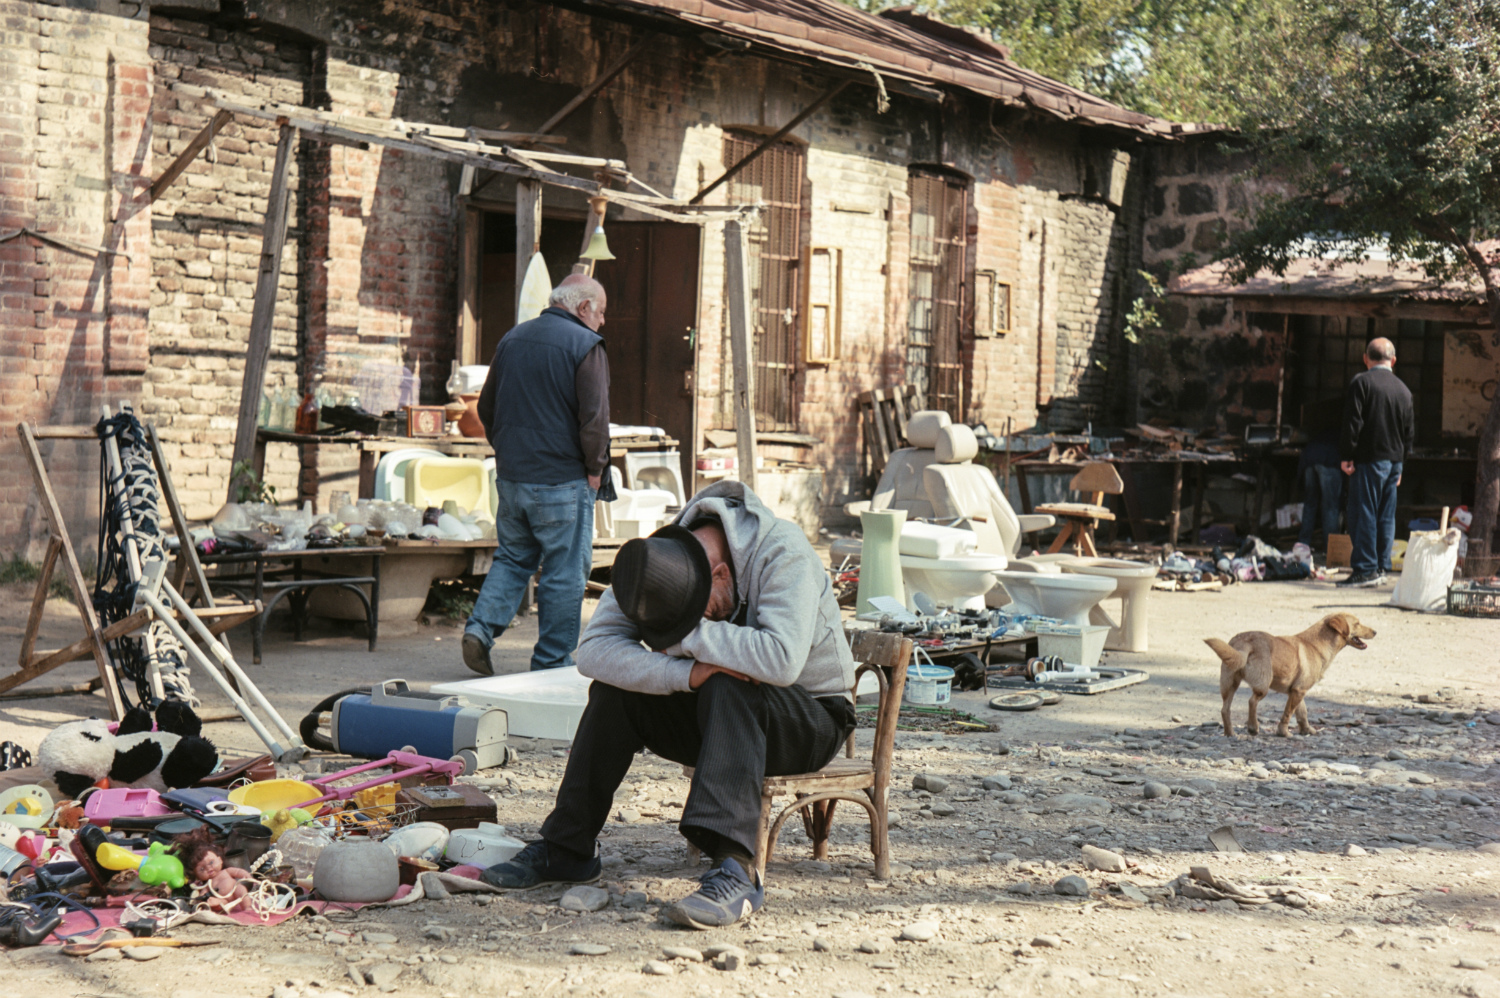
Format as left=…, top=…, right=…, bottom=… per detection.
left=1205, top=613, right=1375, bottom=737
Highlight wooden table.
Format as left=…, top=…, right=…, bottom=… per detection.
left=199, top=545, right=383, bottom=663
left=1013, top=455, right=1244, bottom=547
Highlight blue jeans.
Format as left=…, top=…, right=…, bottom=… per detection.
left=1297, top=465, right=1344, bottom=547
left=466, top=477, right=595, bottom=671
left=1348, top=460, right=1401, bottom=576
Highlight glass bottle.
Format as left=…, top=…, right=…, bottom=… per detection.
left=295, top=384, right=321, bottom=435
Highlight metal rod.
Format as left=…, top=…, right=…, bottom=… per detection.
left=158, top=580, right=304, bottom=753
left=691, top=81, right=849, bottom=204
left=140, top=586, right=304, bottom=762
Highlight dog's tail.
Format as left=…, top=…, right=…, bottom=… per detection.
left=1204, top=637, right=1245, bottom=671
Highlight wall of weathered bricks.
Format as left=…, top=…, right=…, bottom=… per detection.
left=1, top=0, right=1152, bottom=553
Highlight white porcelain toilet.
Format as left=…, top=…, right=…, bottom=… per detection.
left=832, top=522, right=1010, bottom=613
left=1026, top=554, right=1156, bottom=652
left=990, top=565, right=1117, bottom=627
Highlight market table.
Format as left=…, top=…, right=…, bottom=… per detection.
left=198, top=545, right=383, bottom=663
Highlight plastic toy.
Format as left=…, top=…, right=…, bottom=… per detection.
left=0, top=785, right=54, bottom=829
left=96, top=840, right=186, bottom=889
left=82, top=787, right=172, bottom=822
left=261, top=807, right=314, bottom=844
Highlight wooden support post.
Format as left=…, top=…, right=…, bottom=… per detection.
left=725, top=218, right=758, bottom=493
left=17, top=424, right=126, bottom=719
left=515, top=179, right=543, bottom=323
left=19, top=537, right=61, bottom=668
left=692, top=81, right=849, bottom=204
left=1168, top=461, right=1184, bottom=547
left=456, top=205, right=481, bottom=366
left=229, top=122, right=297, bottom=502
left=150, top=109, right=233, bottom=202
left=538, top=36, right=655, bottom=136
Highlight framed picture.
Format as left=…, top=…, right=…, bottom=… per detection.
left=802, top=246, right=843, bottom=364
left=406, top=405, right=446, bottom=438
left=974, top=270, right=1012, bottom=338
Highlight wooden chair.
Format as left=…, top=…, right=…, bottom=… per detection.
left=686, top=630, right=911, bottom=881
left=756, top=630, right=910, bottom=880
left=1034, top=461, right=1123, bottom=557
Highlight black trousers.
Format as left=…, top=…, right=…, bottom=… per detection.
left=540, top=672, right=855, bottom=860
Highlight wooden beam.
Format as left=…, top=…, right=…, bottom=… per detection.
left=691, top=81, right=849, bottom=204
left=150, top=109, right=233, bottom=202
left=456, top=205, right=481, bottom=366
left=725, top=218, right=758, bottom=492
left=515, top=179, right=542, bottom=324
left=229, top=122, right=297, bottom=502
left=19, top=536, right=61, bottom=667
left=538, top=35, right=655, bottom=136
left=148, top=424, right=215, bottom=610
left=16, top=423, right=125, bottom=719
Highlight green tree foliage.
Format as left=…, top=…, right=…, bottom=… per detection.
left=1218, top=0, right=1500, bottom=575
left=883, top=0, right=1297, bottom=122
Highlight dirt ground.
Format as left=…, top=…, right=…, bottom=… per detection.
left=0, top=570, right=1497, bottom=998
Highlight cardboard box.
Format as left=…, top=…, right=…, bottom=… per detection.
left=1327, top=533, right=1352, bottom=568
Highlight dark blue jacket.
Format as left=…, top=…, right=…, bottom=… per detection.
left=481, top=307, right=605, bottom=485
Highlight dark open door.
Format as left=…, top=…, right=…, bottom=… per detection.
left=593, top=222, right=701, bottom=487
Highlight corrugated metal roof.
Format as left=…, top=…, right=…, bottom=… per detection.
left=1171, top=257, right=1485, bottom=304
left=577, top=0, right=1208, bottom=139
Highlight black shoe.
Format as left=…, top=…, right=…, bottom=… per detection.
left=1336, top=572, right=1381, bottom=588
left=480, top=839, right=601, bottom=890
left=462, top=632, right=493, bottom=676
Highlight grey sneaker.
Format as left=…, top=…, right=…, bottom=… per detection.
left=462, top=632, right=493, bottom=675
left=665, top=856, right=764, bottom=929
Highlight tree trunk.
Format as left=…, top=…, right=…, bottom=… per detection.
left=1470, top=253, right=1500, bottom=579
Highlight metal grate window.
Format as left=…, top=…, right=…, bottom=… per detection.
left=724, top=132, right=805, bottom=431
left=907, top=170, right=968, bottom=420
left=1291, top=314, right=1445, bottom=447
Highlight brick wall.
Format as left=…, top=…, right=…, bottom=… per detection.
left=0, top=0, right=152, bottom=560
left=145, top=13, right=310, bottom=515
left=0, top=0, right=1157, bottom=549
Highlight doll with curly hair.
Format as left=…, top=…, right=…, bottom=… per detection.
left=176, top=827, right=250, bottom=909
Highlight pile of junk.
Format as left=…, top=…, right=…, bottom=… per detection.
left=197, top=497, right=497, bottom=555
left=0, top=682, right=520, bottom=951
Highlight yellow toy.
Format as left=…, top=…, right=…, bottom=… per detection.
left=261, top=807, right=314, bottom=844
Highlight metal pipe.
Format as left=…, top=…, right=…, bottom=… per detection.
left=156, top=581, right=305, bottom=759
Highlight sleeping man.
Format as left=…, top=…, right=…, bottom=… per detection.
left=481, top=481, right=855, bottom=929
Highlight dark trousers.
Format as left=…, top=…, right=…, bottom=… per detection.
left=1349, top=460, right=1401, bottom=575
left=1297, top=465, right=1344, bottom=547
left=540, top=673, right=855, bottom=861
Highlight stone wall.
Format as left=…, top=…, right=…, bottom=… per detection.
left=1138, top=138, right=1288, bottom=434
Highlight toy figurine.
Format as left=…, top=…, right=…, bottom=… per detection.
left=178, top=827, right=249, bottom=908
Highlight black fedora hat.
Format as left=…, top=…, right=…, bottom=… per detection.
left=611, top=524, right=712, bottom=650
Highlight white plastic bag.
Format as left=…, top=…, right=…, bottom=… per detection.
left=1388, top=528, right=1461, bottom=611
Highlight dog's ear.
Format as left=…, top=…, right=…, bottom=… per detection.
left=1326, top=614, right=1351, bottom=639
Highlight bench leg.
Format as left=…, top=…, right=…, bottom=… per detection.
left=869, top=786, right=891, bottom=880
left=754, top=790, right=774, bottom=882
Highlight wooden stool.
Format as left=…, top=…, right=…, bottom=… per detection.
left=1034, top=461, right=1123, bottom=557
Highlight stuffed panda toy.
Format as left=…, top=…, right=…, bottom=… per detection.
left=38, top=700, right=219, bottom=799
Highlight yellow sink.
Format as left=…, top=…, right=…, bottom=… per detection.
left=405, top=456, right=492, bottom=514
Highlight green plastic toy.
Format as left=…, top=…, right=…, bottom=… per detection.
left=137, top=841, right=187, bottom=890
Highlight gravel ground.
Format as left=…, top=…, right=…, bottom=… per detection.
left=0, top=571, right=1496, bottom=998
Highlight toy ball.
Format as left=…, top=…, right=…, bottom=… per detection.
left=382, top=821, right=450, bottom=864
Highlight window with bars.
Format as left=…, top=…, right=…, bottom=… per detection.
left=907, top=169, right=969, bottom=420
left=1289, top=314, right=1445, bottom=446
left=723, top=132, right=806, bottom=431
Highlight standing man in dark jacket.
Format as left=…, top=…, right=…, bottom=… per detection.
left=1338, top=337, right=1414, bottom=587
left=463, top=274, right=611, bottom=673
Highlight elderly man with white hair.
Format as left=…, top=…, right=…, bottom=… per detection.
left=466, top=273, right=611, bottom=674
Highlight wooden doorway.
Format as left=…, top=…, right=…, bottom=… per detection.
left=593, top=222, right=702, bottom=487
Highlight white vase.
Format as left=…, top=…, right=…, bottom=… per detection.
left=856, top=508, right=907, bottom=615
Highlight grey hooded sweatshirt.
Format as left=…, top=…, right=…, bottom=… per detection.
left=576, top=481, right=855, bottom=700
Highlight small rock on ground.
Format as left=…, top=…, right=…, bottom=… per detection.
left=1143, top=781, right=1172, bottom=799
left=900, top=921, right=939, bottom=942
left=559, top=885, right=610, bottom=913
left=1458, top=958, right=1489, bottom=970
left=643, top=960, right=674, bottom=975
left=1345, top=844, right=1368, bottom=857
left=85, top=949, right=122, bottom=963
left=982, top=773, right=1012, bottom=790
left=662, top=946, right=703, bottom=961
left=858, top=938, right=886, bottom=954
left=912, top=774, right=949, bottom=793
left=1081, top=844, right=1126, bottom=872
left=122, top=946, right=164, bottom=961
left=569, top=943, right=611, bottom=956
left=1053, top=875, right=1089, bottom=897
left=365, top=963, right=403, bottom=992
left=1032, top=935, right=1063, bottom=948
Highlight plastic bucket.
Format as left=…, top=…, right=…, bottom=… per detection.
left=903, top=663, right=954, bottom=706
